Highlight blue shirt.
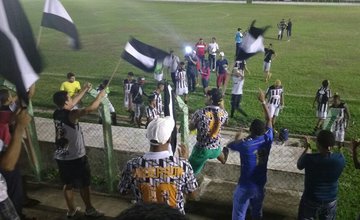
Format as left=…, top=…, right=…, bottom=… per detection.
left=235, top=31, right=243, bottom=44
left=298, top=153, right=345, bottom=203
left=216, top=59, right=228, bottom=74
left=228, top=127, right=273, bottom=188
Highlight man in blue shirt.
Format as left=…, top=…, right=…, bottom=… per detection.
left=297, top=130, right=345, bottom=220
left=226, top=89, right=273, bottom=220
left=235, top=28, right=243, bottom=57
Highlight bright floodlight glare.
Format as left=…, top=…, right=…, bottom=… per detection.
left=185, top=46, right=192, bottom=54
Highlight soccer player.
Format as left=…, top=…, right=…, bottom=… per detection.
left=329, top=94, right=350, bottom=148
left=263, top=44, right=276, bottom=83
left=277, top=18, right=287, bottom=40
left=207, top=37, right=219, bottom=71
left=60, top=72, right=81, bottom=98
left=225, top=89, right=273, bottom=220
left=152, top=82, right=165, bottom=117
left=313, top=80, right=331, bottom=133
left=129, top=77, right=147, bottom=128
left=216, top=52, right=229, bottom=91
left=188, top=88, right=229, bottom=175
left=145, top=95, right=159, bottom=128
left=52, top=83, right=105, bottom=218
left=286, top=18, right=292, bottom=41
left=175, top=62, right=189, bottom=104
left=297, top=131, right=345, bottom=220
left=235, top=28, right=243, bottom=57
left=195, top=38, right=207, bottom=68
left=265, top=79, right=284, bottom=128
left=230, top=61, right=247, bottom=118
left=124, top=72, right=136, bottom=123
left=118, top=117, right=198, bottom=215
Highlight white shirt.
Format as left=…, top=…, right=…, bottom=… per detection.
left=208, top=42, right=219, bottom=56
left=232, top=75, right=244, bottom=95
left=163, top=55, right=180, bottom=73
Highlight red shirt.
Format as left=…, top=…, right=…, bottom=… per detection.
left=195, top=42, right=207, bottom=56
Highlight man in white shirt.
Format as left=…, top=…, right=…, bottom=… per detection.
left=163, top=50, right=180, bottom=89
left=207, top=37, right=219, bottom=72
left=231, top=61, right=247, bottom=118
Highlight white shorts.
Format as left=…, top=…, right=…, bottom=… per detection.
left=176, top=87, right=188, bottom=96
left=268, top=104, right=280, bottom=117
left=333, top=130, right=345, bottom=142
left=154, top=73, right=163, bottom=82
left=316, top=110, right=327, bottom=120
left=263, top=62, right=271, bottom=72
left=132, top=103, right=144, bottom=118
left=124, top=92, right=130, bottom=108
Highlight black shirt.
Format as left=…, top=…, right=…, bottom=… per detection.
left=264, top=48, right=275, bottom=62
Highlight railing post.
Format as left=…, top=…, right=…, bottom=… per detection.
left=176, top=96, right=189, bottom=147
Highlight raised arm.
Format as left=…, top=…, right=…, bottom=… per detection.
left=297, top=136, right=311, bottom=170
left=258, top=89, right=272, bottom=128
left=0, top=109, right=31, bottom=171
left=71, top=82, right=92, bottom=107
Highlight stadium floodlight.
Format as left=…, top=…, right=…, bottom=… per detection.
left=185, top=46, right=192, bottom=54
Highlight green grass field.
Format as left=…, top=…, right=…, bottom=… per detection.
left=10, top=0, right=360, bottom=218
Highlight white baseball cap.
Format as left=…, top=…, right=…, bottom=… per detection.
left=219, top=52, right=225, bottom=56
left=146, top=116, right=175, bottom=145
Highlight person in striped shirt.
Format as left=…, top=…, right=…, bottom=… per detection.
left=145, top=95, right=159, bottom=128
left=313, top=80, right=331, bottom=133
left=329, top=94, right=350, bottom=148
left=175, top=62, right=189, bottom=104
left=152, top=82, right=164, bottom=117
left=265, top=79, right=284, bottom=128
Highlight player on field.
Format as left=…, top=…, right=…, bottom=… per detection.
left=175, top=62, right=189, bottom=104
left=263, top=44, right=276, bottom=83
left=265, top=79, right=284, bottom=129
left=145, top=95, right=159, bottom=128
left=152, top=82, right=165, bottom=117
left=124, top=72, right=136, bottom=122
left=313, top=80, right=331, bottom=133
left=329, top=94, right=350, bottom=148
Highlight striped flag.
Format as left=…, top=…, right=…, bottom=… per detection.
left=0, top=0, right=42, bottom=103
left=122, top=37, right=169, bottom=73
left=163, top=83, right=177, bottom=155
left=236, top=20, right=270, bottom=61
left=41, top=0, right=81, bottom=49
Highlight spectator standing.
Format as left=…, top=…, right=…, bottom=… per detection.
left=118, top=117, right=198, bottom=215
left=277, top=18, right=287, bottom=40
left=175, top=62, right=189, bottom=104
left=235, top=28, right=243, bottom=57
left=96, top=80, right=117, bottom=125
left=265, top=79, right=284, bottom=128
left=263, top=44, right=276, bottom=83
left=185, top=50, right=198, bottom=93
left=216, top=52, right=229, bottom=91
left=60, top=72, right=81, bottom=98
left=286, top=18, right=292, bottom=41
left=230, top=61, right=247, bottom=118
left=226, top=90, right=273, bottom=220
left=313, top=80, right=331, bottom=133
left=297, top=131, right=345, bottom=220
left=207, top=37, right=219, bottom=72
left=0, top=109, right=31, bottom=220
left=200, top=60, right=211, bottom=96
left=124, top=72, right=136, bottom=123
left=195, top=38, right=207, bottom=68
left=52, top=83, right=105, bottom=218
left=163, top=50, right=180, bottom=89
left=188, top=88, right=229, bottom=175
left=329, top=94, right=350, bottom=148
left=145, top=95, right=159, bottom=128
left=129, top=77, right=147, bottom=128
left=152, top=82, right=165, bottom=117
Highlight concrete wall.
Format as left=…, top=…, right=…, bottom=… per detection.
left=19, top=117, right=305, bottom=218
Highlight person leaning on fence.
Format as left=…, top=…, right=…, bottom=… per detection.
left=118, top=116, right=198, bottom=215
left=297, top=131, right=345, bottom=220
left=52, top=83, right=106, bottom=218
left=225, top=89, right=273, bottom=220
left=188, top=88, right=229, bottom=175
left=0, top=108, right=31, bottom=220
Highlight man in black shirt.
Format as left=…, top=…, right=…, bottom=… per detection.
left=263, top=44, right=276, bottom=83
left=286, top=18, right=292, bottom=41
left=129, top=77, right=147, bottom=128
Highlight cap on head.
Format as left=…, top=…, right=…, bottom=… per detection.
left=146, top=117, right=175, bottom=145
left=219, top=52, right=225, bottom=57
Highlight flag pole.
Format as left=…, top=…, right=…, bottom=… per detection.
left=36, top=27, right=43, bottom=48
left=106, top=59, right=121, bottom=87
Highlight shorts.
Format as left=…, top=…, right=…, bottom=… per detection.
left=333, top=130, right=345, bottom=142
left=0, top=198, right=20, bottom=220
left=216, top=74, right=227, bottom=88
left=263, top=62, right=271, bottom=72
left=189, top=145, right=222, bottom=175
left=316, top=110, right=327, bottom=120
left=133, top=103, right=144, bottom=118
left=267, top=104, right=280, bottom=117
left=202, top=78, right=209, bottom=88
left=56, top=156, right=91, bottom=188
left=176, top=87, right=188, bottom=96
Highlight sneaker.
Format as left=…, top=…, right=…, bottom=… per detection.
left=222, top=147, right=229, bottom=164
left=67, top=207, right=81, bottom=218
left=85, top=208, right=104, bottom=218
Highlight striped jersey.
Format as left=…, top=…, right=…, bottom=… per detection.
left=266, top=85, right=283, bottom=106
left=175, top=69, right=188, bottom=90
left=316, top=87, right=331, bottom=112
left=152, top=91, right=163, bottom=116
left=330, top=102, right=347, bottom=132
left=191, top=106, right=228, bottom=149
left=146, top=106, right=159, bottom=121
left=118, top=153, right=198, bottom=214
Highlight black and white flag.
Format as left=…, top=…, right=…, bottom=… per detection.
left=0, top=0, right=42, bottom=103
left=236, top=20, right=270, bottom=61
left=122, top=37, right=169, bottom=73
left=41, top=0, right=81, bottom=49
left=163, top=83, right=177, bottom=155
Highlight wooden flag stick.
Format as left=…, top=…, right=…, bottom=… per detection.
left=36, top=27, right=43, bottom=48
left=106, top=59, right=121, bottom=87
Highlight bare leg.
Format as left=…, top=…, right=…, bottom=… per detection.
left=217, top=148, right=229, bottom=164
left=80, top=186, right=92, bottom=210
left=63, top=185, right=75, bottom=212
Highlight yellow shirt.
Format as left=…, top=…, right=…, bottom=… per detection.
left=60, top=81, right=81, bottom=97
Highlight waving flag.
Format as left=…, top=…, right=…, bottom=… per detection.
left=0, top=0, right=42, bottom=103
left=163, top=83, right=177, bottom=155
left=41, top=0, right=81, bottom=49
left=122, top=37, right=169, bottom=73
left=236, top=20, right=270, bottom=61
